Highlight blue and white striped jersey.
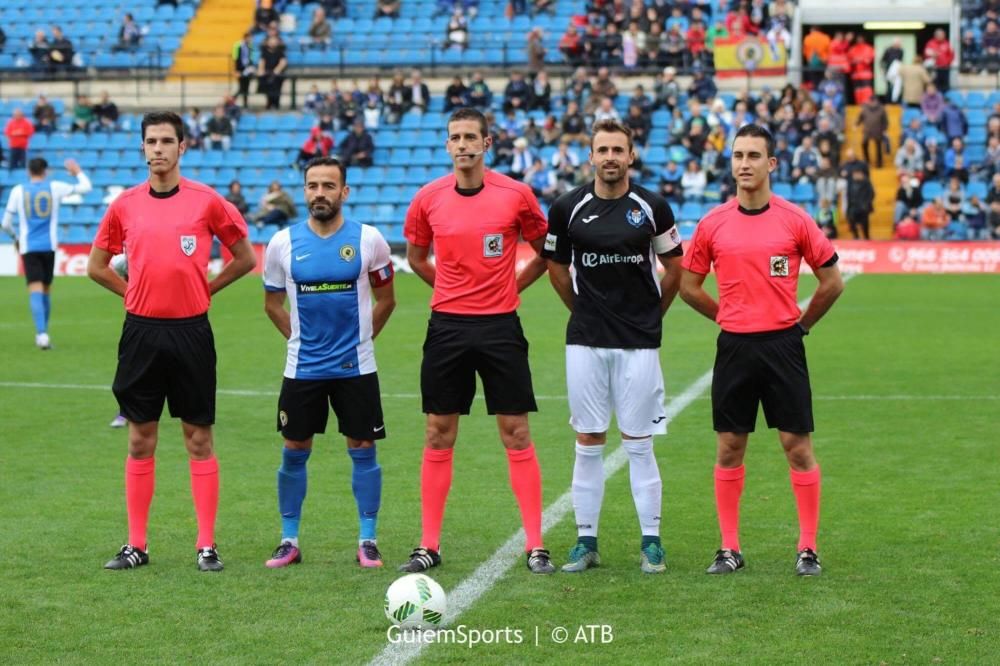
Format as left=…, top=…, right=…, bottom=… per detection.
left=263, top=219, right=392, bottom=380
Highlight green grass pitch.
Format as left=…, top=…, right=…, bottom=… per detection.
left=1, top=272, right=998, bottom=664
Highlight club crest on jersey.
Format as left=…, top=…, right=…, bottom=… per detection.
left=626, top=208, right=645, bottom=228
left=339, top=244, right=356, bottom=261
left=180, top=236, right=197, bottom=256
left=484, top=233, right=503, bottom=257
left=770, top=255, right=789, bottom=277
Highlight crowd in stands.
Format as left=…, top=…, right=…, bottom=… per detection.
left=28, top=26, right=77, bottom=74
left=891, top=94, right=1000, bottom=240
left=1, top=1, right=198, bottom=74
left=4, top=0, right=1000, bottom=243
left=959, top=0, right=1000, bottom=74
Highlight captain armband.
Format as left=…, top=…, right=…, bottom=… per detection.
left=369, top=263, right=395, bottom=287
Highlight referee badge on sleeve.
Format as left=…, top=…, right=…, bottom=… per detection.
left=484, top=233, right=503, bottom=257
left=770, top=255, right=789, bottom=277
left=180, top=235, right=197, bottom=256
left=544, top=233, right=557, bottom=252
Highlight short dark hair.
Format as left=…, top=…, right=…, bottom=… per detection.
left=447, top=107, right=489, bottom=138
left=303, top=156, right=348, bottom=185
left=733, top=124, right=776, bottom=157
left=590, top=118, right=633, bottom=151
left=141, top=111, right=185, bottom=142
left=27, top=157, right=48, bottom=176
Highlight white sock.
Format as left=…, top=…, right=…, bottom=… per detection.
left=282, top=537, right=299, bottom=548
left=571, top=442, right=605, bottom=538
left=623, top=437, right=662, bottom=537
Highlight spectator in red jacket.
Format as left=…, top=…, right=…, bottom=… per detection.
left=924, top=28, right=954, bottom=91
left=4, top=108, right=35, bottom=171
left=847, top=34, right=875, bottom=104
left=296, top=126, right=334, bottom=169
left=559, top=24, right=583, bottom=67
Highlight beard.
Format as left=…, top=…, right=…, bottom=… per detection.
left=309, top=199, right=340, bottom=222
left=597, top=163, right=625, bottom=185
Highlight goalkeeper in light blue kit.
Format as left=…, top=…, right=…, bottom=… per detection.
left=2, top=157, right=91, bottom=349
left=262, top=157, right=396, bottom=568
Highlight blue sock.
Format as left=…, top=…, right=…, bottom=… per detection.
left=42, top=293, right=51, bottom=327
left=348, top=446, right=381, bottom=542
left=277, top=447, right=311, bottom=540
left=29, top=292, right=46, bottom=334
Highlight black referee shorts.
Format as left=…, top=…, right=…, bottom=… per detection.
left=112, top=313, right=217, bottom=425
left=22, top=251, right=55, bottom=285
left=277, top=373, right=386, bottom=442
left=711, top=325, right=814, bottom=434
left=421, top=311, right=538, bottom=416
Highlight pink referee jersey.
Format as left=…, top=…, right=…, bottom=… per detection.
left=94, top=178, right=248, bottom=318
left=404, top=169, right=548, bottom=315
left=682, top=196, right=836, bottom=333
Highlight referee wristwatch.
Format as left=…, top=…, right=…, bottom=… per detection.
left=796, top=322, right=809, bottom=336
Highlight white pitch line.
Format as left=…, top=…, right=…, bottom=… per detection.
left=366, top=276, right=864, bottom=666
left=368, top=370, right=713, bottom=666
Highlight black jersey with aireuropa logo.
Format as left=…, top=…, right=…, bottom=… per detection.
left=542, top=181, right=682, bottom=349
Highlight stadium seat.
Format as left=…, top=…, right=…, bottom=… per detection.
left=679, top=202, right=702, bottom=222
left=389, top=148, right=413, bottom=165
left=677, top=221, right=698, bottom=241
left=791, top=182, right=816, bottom=203
left=921, top=181, right=943, bottom=200
left=772, top=183, right=793, bottom=199
left=968, top=110, right=987, bottom=127
left=965, top=91, right=987, bottom=109
left=967, top=181, right=988, bottom=199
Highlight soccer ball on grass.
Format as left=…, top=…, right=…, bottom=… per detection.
left=384, top=573, right=447, bottom=629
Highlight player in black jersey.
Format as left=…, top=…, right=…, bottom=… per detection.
left=541, top=119, right=683, bottom=574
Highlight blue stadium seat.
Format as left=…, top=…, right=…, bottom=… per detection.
left=363, top=166, right=387, bottom=186
left=373, top=204, right=396, bottom=223
left=677, top=221, right=698, bottom=241
left=63, top=225, right=93, bottom=244
left=382, top=224, right=406, bottom=244
left=679, top=202, right=702, bottom=222
left=352, top=205, right=375, bottom=223
left=421, top=113, right=445, bottom=130
left=967, top=181, right=988, bottom=199
left=966, top=144, right=986, bottom=163
left=406, top=165, right=430, bottom=185
left=668, top=146, right=690, bottom=164
left=772, top=182, right=793, bottom=199
left=389, top=148, right=412, bottom=165
left=791, top=182, right=816, bottom=203
left=968, top=110, right=987, bottom=127
left=376, top=131, right=398, bottom=149
left=644, top=146, right=667, bottom=165
left=386, top=166, right=407, bottom=183
left=945, top=90, right=964, bottom=106
left=398, top=131, right=420, bottom=147
left=921, top=181, right=943, bottom=200
left=256, top=224, right=281, bottom=243
left=109, top=134, right=132, bottom=150
left=381, top=186, right=404, bottom=204
left=353, top=188, right=379, bottom=204
left=966, top=91, right=988, bottom=109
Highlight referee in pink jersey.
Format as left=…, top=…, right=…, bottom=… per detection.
left=398, top=107, right=556, bottom=575
left=679, top=124, right=844, bottom=576
left=87, top=111, right=256, bottom=572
